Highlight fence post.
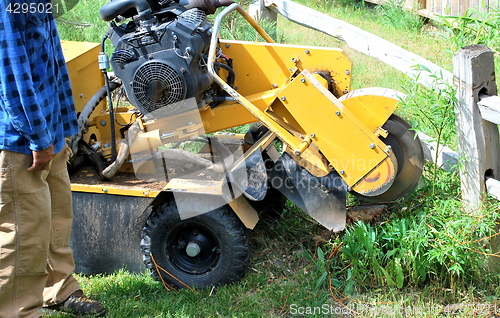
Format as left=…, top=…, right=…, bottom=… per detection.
left=453, top=45, right=500, bottom=210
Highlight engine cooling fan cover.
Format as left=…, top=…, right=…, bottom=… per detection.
left=131, top=60, right=187, bottom=114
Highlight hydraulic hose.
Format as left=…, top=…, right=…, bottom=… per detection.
left=69, top=80, right=122, bottom=155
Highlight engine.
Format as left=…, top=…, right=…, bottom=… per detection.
left=100, top=0, right=233, bottom=116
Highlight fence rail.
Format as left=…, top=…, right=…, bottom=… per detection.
left=251, top=0, right=500, bottom=208
left=364, top=0, right=500, bottom=18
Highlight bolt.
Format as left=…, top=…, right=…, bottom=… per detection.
left=79, top=94, right=84, bottom=98
left=311, top=133, right=316, bottom=138
left=301, top=78, right=306, bottom=83
left=281, top=96, right=286, bottom=101
left=340, top=170, right=345, bottom=175
left=343, top=89, right=349, bottom=94
left=370, top=143, right=376, bottom=149
left=273, top=83, right=278, bottom=88
left=294, top=150, right=301, bottom=156
left=186, top=242, right=201, bottom=257
left=335, top=111, right=341, bottom=116
left=102, top=188, right=108, bottom=193
left=305, top=49, right=311, bottom=54
left=225, top=43, right=230, bottom=48
left=346, top=70, right=351, bottom=75
left=292, top=58, right=298, bottom=63
left=386, top=145, right=392, bottom=153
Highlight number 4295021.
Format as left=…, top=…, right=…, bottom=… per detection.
left=6, top=2, right=59, bottom=14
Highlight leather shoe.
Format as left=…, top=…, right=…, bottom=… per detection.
left=44, top=290, right=106, bottom=317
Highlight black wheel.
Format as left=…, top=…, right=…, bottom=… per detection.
left=353, top=114, right=424, bottom=202
left=141, top=198, right=251, bottom=289
left=249, top=186, right=287, bottom=219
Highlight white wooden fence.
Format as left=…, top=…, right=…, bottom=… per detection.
left=364, top=0, right=500, bottom=18
left=454, top=46, right=500, bottom=208
left=249, top=0, right=500, bottom=209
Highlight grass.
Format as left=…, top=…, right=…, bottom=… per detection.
left=44, top=201, right=500, bottom=317
left=52, top=0, right=500, bottom=317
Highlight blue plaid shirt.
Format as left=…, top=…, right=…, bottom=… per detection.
left=0, top=1, right=78, bottom=156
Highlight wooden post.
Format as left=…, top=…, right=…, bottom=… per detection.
left=453, top=45, right=500, bottom=210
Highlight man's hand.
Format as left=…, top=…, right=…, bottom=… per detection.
left=28, top=145, right=54, bottom=172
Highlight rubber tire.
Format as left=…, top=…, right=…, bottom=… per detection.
left=141, top=199, right=251, bottom=289
left=353, top=114, right=424, bottom=202
left=249, top=186, right=287, bottom=219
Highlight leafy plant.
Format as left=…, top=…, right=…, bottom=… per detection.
left=399, top=66, right=457, bottom=191
left=438, top=7, right=500, bottom=52
left=333, top=173, right=499, bottom=293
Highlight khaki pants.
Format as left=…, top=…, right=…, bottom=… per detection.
left=0, top=148, right=79, bottom=318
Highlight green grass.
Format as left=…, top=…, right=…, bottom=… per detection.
left=53, top=1, right=500, bottom=317
left=43, top=202, right=500, bottom=317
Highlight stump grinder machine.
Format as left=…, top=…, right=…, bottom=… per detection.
left=66, top=0, right=424, bottom=289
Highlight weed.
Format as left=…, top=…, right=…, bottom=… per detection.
left=377, top=0, right=424, bottom=32
left=219, top=10, right=286, bottom=43
left=399, top=66, right=457, bottom=191
left=332, top=0, right=364, bottom=9
left=307, top=167, right=500, bottom=298
left=438, top=7, right=500, bottom=52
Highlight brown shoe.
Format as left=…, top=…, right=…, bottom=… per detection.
left=45, top=290, right=106, bottom=317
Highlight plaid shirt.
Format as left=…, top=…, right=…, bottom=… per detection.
left=0, top=2, right=78, bottom=156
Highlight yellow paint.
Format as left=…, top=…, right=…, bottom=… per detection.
left=71, top=183, right=161, bottom=197
left=274, top=70, right=395, bottom=190
left=62, top=41, right=105, bottom=115
left=228, top=195, right=259, bottom=230
left=340, top=95, right=399, bottom=135
left=219, top=40, right=352, bottom=98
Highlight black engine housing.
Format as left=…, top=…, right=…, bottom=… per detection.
left=109, top=6, right=214, bottom=116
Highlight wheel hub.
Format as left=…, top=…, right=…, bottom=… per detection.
left=186, top=242, right=202, bottom=257
left=168, top=226, right=220, bottom=274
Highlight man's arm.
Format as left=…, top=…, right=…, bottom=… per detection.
left=0, top=8, right=54, bottom=156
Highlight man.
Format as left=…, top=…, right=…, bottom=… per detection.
left=0, top=1, right=106, bottom=317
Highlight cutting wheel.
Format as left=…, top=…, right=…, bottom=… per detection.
left=353, top=114, right=424, bottom=202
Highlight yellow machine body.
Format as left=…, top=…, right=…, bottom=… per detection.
left=125, top=40, right=399, bottom=196
left=65, top=2, right=424, bottom=288
left=63, top=36, right=400, bottom=234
